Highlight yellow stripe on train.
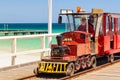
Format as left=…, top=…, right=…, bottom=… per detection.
left=38, top=62, right=68, bottom=73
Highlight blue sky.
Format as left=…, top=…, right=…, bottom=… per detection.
left=0, top=0, right=120, bottom=23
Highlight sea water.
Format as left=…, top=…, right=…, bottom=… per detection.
left=0, top=23, right=66, bottom=53
left=0, top=23, right=65, bottom=32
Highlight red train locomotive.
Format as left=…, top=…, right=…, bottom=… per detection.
left=34, top=7, right=120, bottom=76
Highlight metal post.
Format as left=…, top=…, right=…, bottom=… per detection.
left=40, top=36, right=45, bottom=59
left=48, top=0, right=52, bottom=34
left=48, top=0, right=52, bottom=56
left=11, top=38, right=17, bottom=65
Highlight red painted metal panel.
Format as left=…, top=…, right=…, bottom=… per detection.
left=113, top=35, right=117, bottom=49
left=77, top=44, right=86, bottom=56
left=63, top=56, right=76, bottom=61
left=102, top=14, right=106, bottom=36
left=106, top=49, right=120, bottom=54
left=98, top=35, right=104, bottom=55
left=43, top=56, right=76, bottom=61
left=68, top=45, right=77, bottom=56
left=104, top=36, right=110, bottom=51
left=85, top=37, right=90, bottom=54
left=116, top=35, right=120, bottom=48
left=114, top=18, right=118, bottom=34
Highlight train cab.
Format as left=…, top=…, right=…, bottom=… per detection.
left=58, top=8, right=103, bottom=55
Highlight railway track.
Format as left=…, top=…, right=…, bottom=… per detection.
left=17, top=57, right=120, bottom=80
left=16, top=75, right=36, bottom=80
left=16, top=74, right=62, bottom=80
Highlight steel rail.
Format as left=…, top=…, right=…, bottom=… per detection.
left=16, top=75, right=36, bottom=80
left=16, top=74, right=58, bottom=80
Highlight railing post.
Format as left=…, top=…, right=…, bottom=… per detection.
left=48, top=36, right=52, bottom=56
left=48, top=0, right=52, bottom=56
left=40, top=36, right=45, bottom=60
left=11, top=38, right=17, bottom=65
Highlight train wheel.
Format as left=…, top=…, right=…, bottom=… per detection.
left=91, top=56, right=96, bottom=68
left=108, top=54, right=114, bottom=63
left=66, top=63, right=75, bottom=76
left=34, top=68, right=40, bottom=76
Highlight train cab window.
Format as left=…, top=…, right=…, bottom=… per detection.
left=74, top=15, right=89, bottom=32
left=106, top=16, right=113, bottom=35
left=112, top=18, right=114, bottom=32
left=74, top=18, right=81, bottom=30
left=118, top=18, right=120, bottom=34
left=65, top=15, right=75, bottom=32
left=106, top=16, right=109, bottom=35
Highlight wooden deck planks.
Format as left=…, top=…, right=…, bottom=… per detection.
left=0, top=63, right=37, bottom=80
left=74, top=62, right=120, bottom=80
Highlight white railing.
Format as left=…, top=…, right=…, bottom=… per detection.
left=0, top=33, right=60, bottom=66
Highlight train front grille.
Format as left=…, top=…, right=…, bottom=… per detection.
left=38, top=62, right=68, bottom=73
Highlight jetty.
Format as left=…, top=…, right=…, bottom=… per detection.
left=0, top=30, right=48, bottom=36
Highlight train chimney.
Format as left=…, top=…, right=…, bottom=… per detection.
left=56, top=35, right=63, bottom=46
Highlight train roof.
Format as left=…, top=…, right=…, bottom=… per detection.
left=59, top=12, right=92, bottom=15
left=59, top=12, right=120, bottom=18
left=59, top=12, right=120, bottom=15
